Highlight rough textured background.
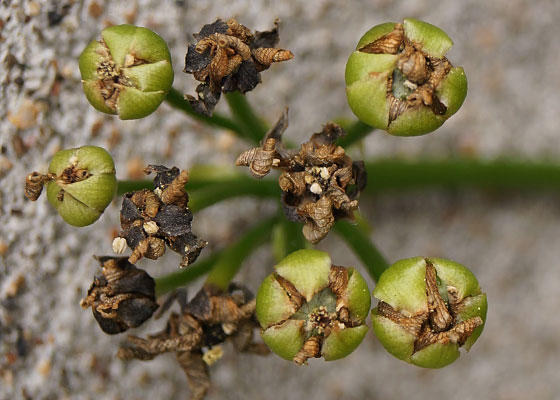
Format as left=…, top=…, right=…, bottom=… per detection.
left=2, top=0, right=560, bottom=399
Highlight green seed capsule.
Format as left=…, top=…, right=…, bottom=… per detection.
left=79, top=24, right=174, bottom=120
left=256, top=249, right=370, bottom=365
left=371, top=257, right=487, bottom=368
left=46, top=146, right=117, bottom=227
left=345, top=18, right=467, bottom=136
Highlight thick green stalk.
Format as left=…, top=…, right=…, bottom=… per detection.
left=364, top=158, right=560, bottom=193
left=187, top=177, right=279, bottom=212
left=334, top=220, right=389, bottom=282
left=118, top=159, right=560, bottom=207
left=205, top=216, right=277, bottom=291
left=225, top=91, right=268, bottom=144
left=155, top=252, right=221, bottom=296
left=165, top=88, right=244, bottom=134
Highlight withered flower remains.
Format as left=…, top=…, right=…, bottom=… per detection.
left=236, top=111, right=366, bottom=244
left=80, top=256, right=158, bottom=334
left=184, top=18, right=294, bottom=116
left=116, top=165, right=207, bottom=268
left=118, top=284, right=269, bottom=400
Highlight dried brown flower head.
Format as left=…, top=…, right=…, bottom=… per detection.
left=117, top=284, right=269, bottom=400
left=117, top=165, right=207, bottom=268
left=80, top=256, right=158, bottom=334
left=184, top=18, right=294, bottom=116
left=236, top=110, right=367, bottom=244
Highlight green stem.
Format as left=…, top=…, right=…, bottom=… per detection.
left=117, top=159, right=560, bottom=208
left=187, top=177, right=279, bottom=212
left=334, top=221, right=389, bottom=282
left=165, top=88, right=244, bottom=134
left=155, top=251, right=221, bottom=296
left=225, top=91, right=268, bottom=144
left=364, top=158, right=560, bottom=193
left=271, top=214, right=309, bottom=262
left=337, top=120, right=375, bottom=148
left=205, top=216, right=277, bottom=291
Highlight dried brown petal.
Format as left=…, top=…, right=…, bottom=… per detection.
left=117, top=283, right=266, bottom=400
left=425, top=261, right=453, bottom=332
left=376, top=301, right=425, bottom=337
left=24, top=172, right=54, bottom=201
left=359, top=23, right=404, bottom=54
left=414, top=316, right=483, bottom=353
left=293, top=335, right=322, bottom=365
left=302, top=196, right=335, bottom=244
left=235, top=138, right=277, bottom=178
left=177, top=351, right=210, bottom=400
left=252, top=48, right=294, bottom=67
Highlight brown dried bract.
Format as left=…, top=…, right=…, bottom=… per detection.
left=235, top=137, right=277, bottom=178
left=117, top=165, right=206, bottom=268
left=184, top=18, right=294, bottom=116
left=80, top=256, right=158, bottom=334
left=235, top=110, right=366, bottom=244
left=24, top=172, right=55, bottom=201
left=293, top=335, right=322, bottom=366
left=117, top=284, right=269, bottom=400
left=376, top=261, right=483, bottom=355
left=360, top=23, right=452, bottom=124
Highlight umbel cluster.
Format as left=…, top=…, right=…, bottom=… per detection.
left=24, top=16, right=485, bottom=400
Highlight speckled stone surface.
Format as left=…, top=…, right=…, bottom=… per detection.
left=2, top=0, right=560, bottom=399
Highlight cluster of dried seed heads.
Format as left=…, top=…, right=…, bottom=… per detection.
left=80, top=256, right=158, bottom=334
left=359, top=23, right=451, bottom=124
left=376, top=261, right=483, bottom=353
left=118, top=284, right=269, bottom=400
left=115, top=165, right=206, bottom=268
left=236, top=110, right=366, bottom=244
left=184, top=18, right=294, bottom=116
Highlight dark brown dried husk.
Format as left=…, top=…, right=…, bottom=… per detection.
left=184, top=18, right=293, bottom=116
left=80, top=256, right=158, bottom=334
left=118, top=165, right=206, bottom=268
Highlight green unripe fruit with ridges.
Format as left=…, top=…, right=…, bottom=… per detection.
left=46, top=146, right=117, bottom=227
left=371, top=257, right=487, bottom=368
left=256, top=249, right=370, bottom=365
left=346, top=18, right=467, bottom=136
left=79, top=24, right=174, bottom=120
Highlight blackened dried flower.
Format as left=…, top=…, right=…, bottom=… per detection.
left=116, top=165, right=207, bottom=268
left=117, top=284, right=269, bottom=400
left=80, top=256, right=158, bottom=334
left=184, top=18, right=294, bottom=116
left=236, top=110, right=367, bottom=244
